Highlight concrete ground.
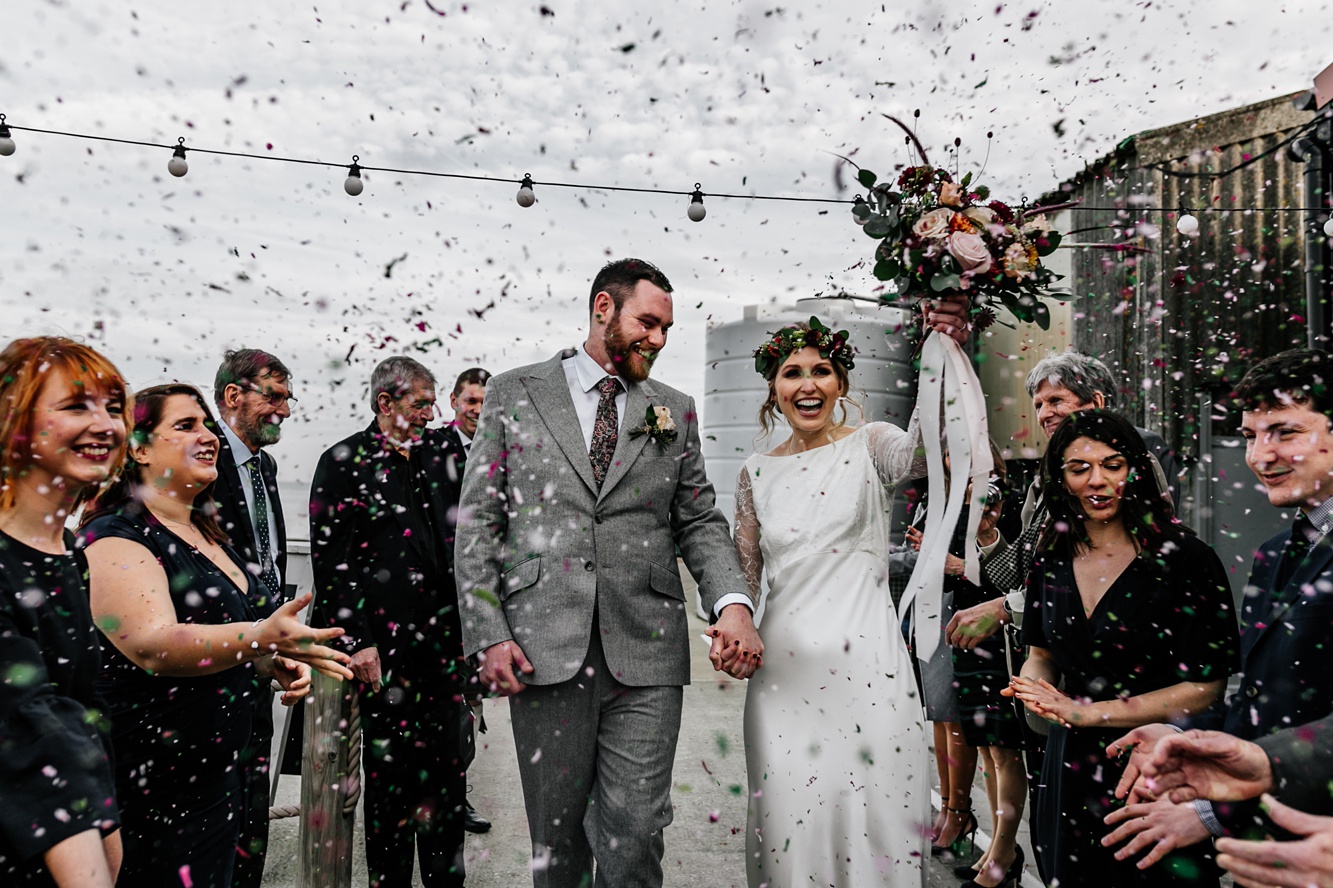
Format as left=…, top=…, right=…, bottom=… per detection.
left=261, top=568, right=1040, bottom=887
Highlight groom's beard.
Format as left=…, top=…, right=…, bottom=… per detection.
left=603, top=313, right=658, bottom=384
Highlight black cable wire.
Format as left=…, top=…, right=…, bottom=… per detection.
left=5, top=123, right=850, bottom=204
left=3, top=120, right=1330, bottom=213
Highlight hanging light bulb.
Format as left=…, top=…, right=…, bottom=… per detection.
left=851, top=195, right=870, bottom=226
left=687, top=184, right=707, bottom=222
left=0, top=115, right=15, bottom=157
left=167, top=137, right=189, bottom=177
left=516, top=174, right=536, bottom=207
left=1324, top=216, right=1333, bottom=238
left=344, top=156, right=364, bottom=196
left=1176, top=208, right=1199, bottom=237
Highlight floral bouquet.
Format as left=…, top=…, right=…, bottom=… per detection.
left=851, top=157, right=1063, bottom=330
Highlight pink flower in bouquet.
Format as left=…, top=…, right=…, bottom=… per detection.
left=913, top=207, right=954, bottom=240
left=1002, top=241, right=1038, bottom=280
left=962, top=206, right=997, bottom=230
left=948, top=231, right=992, bottom=274
left=938, top=181, right=965, bottom=207
left=1021, top=212, right=1052, bottom=234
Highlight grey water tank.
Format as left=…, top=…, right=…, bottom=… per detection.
left=702, top=296, right=918, bottom=530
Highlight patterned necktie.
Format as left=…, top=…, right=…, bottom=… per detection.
left=247, top=456, right=281, bottom=599
left=589, top=376, right=621, bottom=487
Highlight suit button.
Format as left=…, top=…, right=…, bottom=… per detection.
left=584, top=562, right=595, bottom=572
left=595, top=515, right=603, bottom=524
left=1244, top=686, right=1258, bottom=698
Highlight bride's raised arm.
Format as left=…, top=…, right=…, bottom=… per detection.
left=732, top=466, right=764, bottom=609
left=865, top=404, right=928, bottom=488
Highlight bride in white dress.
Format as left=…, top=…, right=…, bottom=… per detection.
left=732, top=298, right=970, bottom=888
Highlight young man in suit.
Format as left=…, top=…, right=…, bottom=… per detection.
left=454, top=258, right=766, bottom=888
left=1102, top=348, right=1333, bottom=866
left=310, top=357, right=467, bottom=887
left=210, top=348, right=294, bottom=888
left=446, top=367, right=489, bottom=455
left=444, top=366, right=492, bottom=834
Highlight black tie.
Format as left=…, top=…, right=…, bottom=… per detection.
left=247, top=456, right=281, bottom=599
left=1276, top=515, right=1316, bottom=589
left=589, top=377, right=621, bottom=488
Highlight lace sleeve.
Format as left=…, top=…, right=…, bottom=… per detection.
left=864, top=405, right=927, bottom=488
left=733, top=465, right=764, bottom=607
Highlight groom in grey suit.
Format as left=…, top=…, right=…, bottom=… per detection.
left=454, top=258, right=762, bottom=888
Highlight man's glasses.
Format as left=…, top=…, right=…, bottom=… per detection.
left=239, top=381, right=297, bottom=407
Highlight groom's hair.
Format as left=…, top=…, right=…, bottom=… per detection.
left=588, top=258, right=673, bottom=315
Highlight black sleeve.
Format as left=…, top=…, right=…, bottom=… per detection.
left=0, top=598, right=117, bottom=862
left=1020, top=555, right=1050, bottom=650
left=1254, top=713, right=1333, bottom=817
left=309, top=446, right=376, bottom=653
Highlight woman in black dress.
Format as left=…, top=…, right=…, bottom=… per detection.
left=1006, top=409, right=1238, bottom=887
left=0, top=337, right=129, bottom=886
left=947, top=462, right=1027, bottom=888
left=80, top=384, right=352, bottom=888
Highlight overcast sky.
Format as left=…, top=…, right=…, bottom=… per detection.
left=3, top=0, right=1330, bottom=487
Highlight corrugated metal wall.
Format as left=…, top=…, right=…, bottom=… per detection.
left=1059, top=95, right=1312, bottom=459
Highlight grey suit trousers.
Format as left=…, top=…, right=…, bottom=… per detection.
left=509, top=626, right=684, bottom=888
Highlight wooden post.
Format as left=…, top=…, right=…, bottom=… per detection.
left=298, top=671, right=356, bottom=887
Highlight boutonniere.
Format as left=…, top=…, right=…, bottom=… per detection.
left=629, top=404, right=678, bottom=450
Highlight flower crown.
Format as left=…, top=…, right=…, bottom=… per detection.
left=752, top=316, right=856, bottom=379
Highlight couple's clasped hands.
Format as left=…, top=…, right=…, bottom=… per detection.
left=708, top=603, right=764, bottom=680
left=475, top=603, right=764, bottom=696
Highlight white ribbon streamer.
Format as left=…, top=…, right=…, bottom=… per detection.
left=900, top=330, right=993, bottom=662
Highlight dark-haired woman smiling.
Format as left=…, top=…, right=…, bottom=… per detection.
left=0, top=337, right=130, bottom=886
left=1005, top=409, right=1238, bottom=887
left=80, top=384, right=352, bottom=887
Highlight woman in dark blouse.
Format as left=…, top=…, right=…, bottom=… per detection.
left=80, top=384, right=352, bottom=888
left=0, top=337, right=130, bottom=886
left=1006, top=409, right=1239, bottom=887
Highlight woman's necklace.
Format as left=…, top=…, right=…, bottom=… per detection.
left=154, top=511, right=204, bottom=547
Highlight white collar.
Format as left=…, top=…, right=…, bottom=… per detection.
left=570, top=345, right=623, bottom=393
left=219, top=419, right=259, bottom=467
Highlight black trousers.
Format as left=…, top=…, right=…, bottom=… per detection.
left=232, top=685, right=275, bottom=888
left=361, top=647, right=467, bottom=888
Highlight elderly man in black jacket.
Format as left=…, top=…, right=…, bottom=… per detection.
left=310, top=356, right=467, bottom=888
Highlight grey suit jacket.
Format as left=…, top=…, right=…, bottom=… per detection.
left=454, top=350, right=748, bottom=687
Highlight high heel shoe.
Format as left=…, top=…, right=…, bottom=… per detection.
left=930, top=804, right=978, bottom=857
left=960, top=845, right=1025, bottom=888
left=954, top=862, right=982, bottom=879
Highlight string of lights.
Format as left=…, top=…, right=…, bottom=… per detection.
left=0, top=114, right=1329, bottom=234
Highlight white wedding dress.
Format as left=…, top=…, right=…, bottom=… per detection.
left=735, top=421, right=929, bottom=888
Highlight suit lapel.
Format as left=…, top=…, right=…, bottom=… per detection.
left=1259, top=536, right=1333, bottom=635
left=523, top=353, right=600, bottom=494
left=215, top=431, right=259, bottom=560
left=599, top=380, right=654, bottom=500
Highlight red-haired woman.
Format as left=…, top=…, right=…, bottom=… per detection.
left=80, top=384, right=352, bottom=887
left=0, top=337, right=130, bottom=886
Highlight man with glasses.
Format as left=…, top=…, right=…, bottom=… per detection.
left=210, top=347, right=296, bottom=888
